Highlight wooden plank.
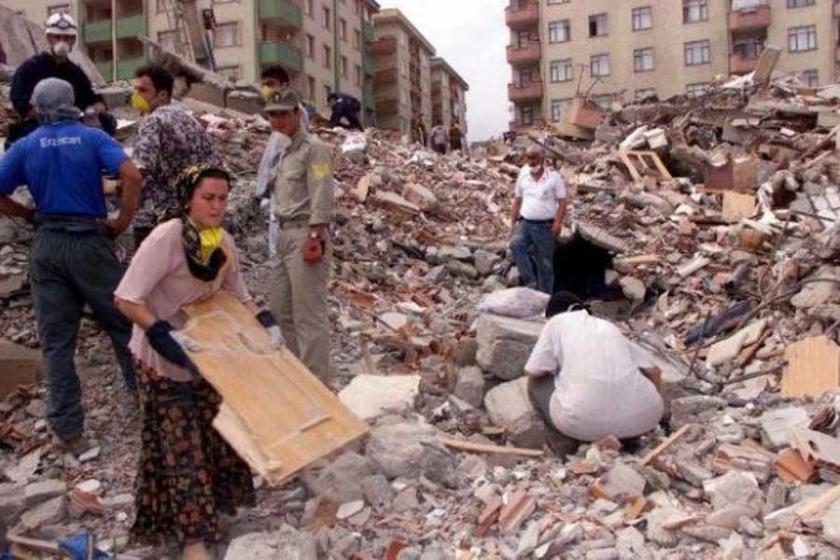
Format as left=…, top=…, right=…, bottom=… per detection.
left=722, top=191, right=757, bottom=223
left=182, top=292, right=368, bottom=485
left=793, top=483, right=840, bottom=519
left=619, top=150, right=643, bottom=182
left=438, top=436, right=543, bottom=458
left=780, top=336, right=840, bottom=399
left=638, top=424, right=693, bottom=467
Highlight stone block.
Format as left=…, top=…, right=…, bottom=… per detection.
left=338, top=374, right=420, bottom=421
left=224, top=525, right=316, bottom=560
left=483, top=377, right=544, bottom=448
left=0, top=340, right=42, bottom=400
left=20, top=496, right=66, bottom=530
left=366, top=419, right=456, bottom=486
left=475, top=314, right=543, bottom=380
left=23, top=479, right=66, bottom=508
left=452, top=366, right=485, bottom=408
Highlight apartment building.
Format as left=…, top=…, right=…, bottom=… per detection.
left=431, top=56, right=469, bottom=135
left=4, top=0, right=380, bottom=116
left=506, top=0, right=840, bottom=132
left=368, top=8, right=435, bottom=135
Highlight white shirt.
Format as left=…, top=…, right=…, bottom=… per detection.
left=525, top=310, right=664, bottom=441
left=515, top=166, right=566, bottom=221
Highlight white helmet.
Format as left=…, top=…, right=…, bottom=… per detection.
left=45, top=13, right=77, bottom=37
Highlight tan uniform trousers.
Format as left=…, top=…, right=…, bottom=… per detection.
left=270, top=226, right=332, bottom=380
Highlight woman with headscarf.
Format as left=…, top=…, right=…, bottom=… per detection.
left=114, top=165, right=284, bottom=560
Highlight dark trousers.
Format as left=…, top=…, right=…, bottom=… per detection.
left=329, top=107, right=363, bottom=131
left=30, top=225, right=137, bottom=440
left=527, top=375, right=580, bottom=457
left=510, top=220, right=555, bottom=294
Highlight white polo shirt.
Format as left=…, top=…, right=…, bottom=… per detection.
left=525, top=310, right=664, bottom=442
left=515, top=166, right=567, bottom=221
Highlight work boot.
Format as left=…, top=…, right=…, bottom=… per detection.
left=52, top=433, right=94, bottom=458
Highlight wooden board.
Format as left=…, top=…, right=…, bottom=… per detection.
left=781, top=336, right=840, bottom=399
left=619, top=150, right=673, bottom=182
left=722, top=191, right=757, bottom=223
left=181, top=292, right=368, bottom=485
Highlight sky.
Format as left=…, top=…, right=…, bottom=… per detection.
left=378, top=0, right=509, bottom=142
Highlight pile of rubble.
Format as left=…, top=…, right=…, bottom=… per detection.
left=2, top=70, right=840, bottom=559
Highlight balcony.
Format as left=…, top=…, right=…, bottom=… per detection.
left=505, top=1, right=539, bottom=31
left=362, top=56, right=375, bottom=77
left=83, top=20, right=111, bottom=44
left=116, top=56, right=145, bottom=80
left=368, top=36, right=397, bottom=56
left=258, top=42, right=303, bottom=72
left=376, top=98, right=399, bottom=113
left=116, top=14, right=146, bottom=39
left=730, top=53, right=759, bottom=74
left=510, top=118, right=546, bottom=132
left=507, top=41, right=541, bottom=67
left=508, top=80, right=543, bottom=103
left=374, top=67, right=398, bottom=85
left=258, top=0, right=302, bottom=29
left=728, top=4, right=770, bottom=32
left=362, top=21, right=374, bottom=43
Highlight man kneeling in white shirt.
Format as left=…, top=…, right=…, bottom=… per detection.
left=525, top=292, right=665, bottom=457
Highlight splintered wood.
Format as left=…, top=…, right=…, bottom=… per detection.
left=182, top=292, right=368, bottom=484
left=781, top=336, right=840, bottom=399
left=619, top=150, right=672, bottom=182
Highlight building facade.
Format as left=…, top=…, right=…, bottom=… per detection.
left=368, top=8, right=435, bottom=135
left=506, top=0, right=840, bottom=132
left=431, top=56, right=469, bottom=135
left=4, top=0, right=380, bottom=116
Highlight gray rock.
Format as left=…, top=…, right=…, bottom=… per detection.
left=616, top=527, right=651, bottom=560
left=704, top=471, right=764, bottom=524
left=445, top=260, right=478, bottom=279
left=474, top=250, right=502, bottom=276
left=305, top=451, right=373, bottom=502
left=601, top=464, right=646, bottom=499
left=20, top=496, right=66, bottom=530
left=361, top=475, right=394, bottom=512
left=366, top=420, right=456, bottom=486
left=475, top=313, right=543, bottom=380
left=760, top=407, right=809, bottom=450
left=670, top=396, right=726, bottom=427
left=23, top=479, right=66, bottom=508
left=0, top=494, right=26, bottom=525
left=453, top=366, right=485, bottom=408
left=224, top=525, right=316, bottom=560
left=822, top=499, right=840, bottom=548
left=791, top=267, right=840, bottom=309
left=438, top=245, right=472, bottom=262
left=483, top=377, right=545, bottom=448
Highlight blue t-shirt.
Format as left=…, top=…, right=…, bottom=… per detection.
left=0, top=121, right=127, bottom=218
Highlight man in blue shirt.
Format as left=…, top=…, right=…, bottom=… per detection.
left=0, top=78, right=142, bottom=451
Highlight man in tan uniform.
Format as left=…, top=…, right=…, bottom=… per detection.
left=264, top=88, right=334, bottom=379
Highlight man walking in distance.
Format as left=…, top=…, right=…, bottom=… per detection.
left=0, top=78, right=142, bottom=452
left=509, top=145, right=568, bottom=294
left=264, top=88, right=334, bottom=380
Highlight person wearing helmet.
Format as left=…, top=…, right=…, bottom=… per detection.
left=7, top=13, right=109, bottom=147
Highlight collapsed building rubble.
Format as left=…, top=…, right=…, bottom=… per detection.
left=1, top=64, right=840, bottom=558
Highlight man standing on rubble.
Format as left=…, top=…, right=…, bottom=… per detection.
left=130, top=64, right=222, bottom=248
left=327, top=92, right=363, bottom=131
left=264, top=88, right=334, bottom=380
left=509, top=145, right=567, bottom=294
left=525, top=292, right=665, bottom=457
left=7, top=14, right=114, bottom=147
left=0, top=78, right=142, bottom=452
left=430, top=122, right=448, bottom=154
left=257, top=65, right=309, bottom=257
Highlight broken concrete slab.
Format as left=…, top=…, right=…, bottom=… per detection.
left=601, top=464, right=646, bottom=500
left=761, top=407, right=810, bottom=450
left=402, top=183, right=438, bottom=211
left=365, top=419, right=456, bottom=486
left=0, top=340, right=42, bottom=400
left=20, top=496, right=67, bottom=530
left=706, top=319, right=768, bottom=367
left=483, top=376, right=545, bottom=448
left=23, top=479, right=66, bottom=508
left=305, top=451, right=373, bottom=503
left=224, top=525, right=315, bottom=560
left=338, top=374, right=420, bottom=421
left=452, top=366, right=485, bottom=409
left=475, top=313, right=543, bottom=380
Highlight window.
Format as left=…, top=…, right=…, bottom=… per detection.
left=635, top=88, right=656, bottom=101
left=47, top=4, right=70, bottom=15
left=800, top=69, right=818, bottom=86
left=213, top=22, right=239, bottom=48
left=354, top=29, right=361, bottom=49
left=733, top=0, right=767, bottom=8
left=547, top=0, right=569, bottom=4
left=788, top=25, right=817, bottom=52
left=589, top=13, right=608, bottom=37
left=306, top=34, right=315, bottom=58
left=355, top=64, right=362, bottom=86
left=521, top=105, right=534, bottom=125
left=632, top=6, right=652, bottom=31
left=216, top=65, right=241, bottom=80
left=590, top=54, right=610, bottom=77
left=686, top=82, right=709, bottom=97
left=733, top=37, right=764, bottom=59
left=158, top=30, right=176, bottom=51
left=340, top=18, right=347, bottom=41
left=786, top=0, right=814, bottom=7
left=684, top=40, right=710, bottom=65
left=324, top=84, right=332, bottom=105
left=305, top=0, right=313, bottom=17
left=591, top=94, right=615, bottom=109
left=323, top=45, right=332, bottom=69
left=683, top=0, right=708, bottom=23
left=633, top=48, right=654, bottom=72
left=548, top=20, right=571, bottom=43
left=550, top=99, right=571, bottom=122
left=549, top=58, right=574, bottom=82
left=341, top=55, right=348, bottom=78
left=322, top=6, right=331, bottom=30
left=308, top=76, right=316, bottom=99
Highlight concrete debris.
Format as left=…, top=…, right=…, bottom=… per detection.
left=4, top=67, right=840, bottom=558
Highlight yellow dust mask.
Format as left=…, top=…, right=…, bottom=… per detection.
left=130, top=91, right=150, bottom=115
left=199, top=227, right=224, bottom=263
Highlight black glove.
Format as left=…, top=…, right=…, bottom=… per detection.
left=256, top=310, right=285, bottom=350
left=145, top=320, right=199, bottom=374
left=256, top=310, right=278, bottom=328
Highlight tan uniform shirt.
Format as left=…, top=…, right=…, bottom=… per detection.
left=273, top=129, right=334, bottom=226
